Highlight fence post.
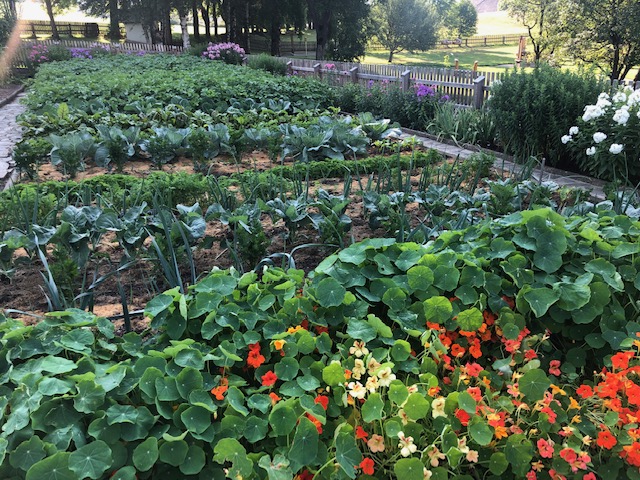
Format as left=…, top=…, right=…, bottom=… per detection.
left=313, top=63, right=321, bottom=79
left=286, top=61, right=293, bottom=76
left=401, top=69, right=411, bottom=92
left=483, top=37, right=487, bottom=46
left=473, top=75, right=486, bottom=109
left=350, top=66, right=359, bottom=83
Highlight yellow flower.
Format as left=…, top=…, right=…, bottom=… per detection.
left=287, top=325, right=304, bottom=334
left=571, top=415, right=582, bottom=424
left=550, top=384, right=567, bottom=396
left=568, top=396, right=581, bottom=410
left=431, top=397, right=447, bottom=418
left=273, top=339, right=286, bottom=350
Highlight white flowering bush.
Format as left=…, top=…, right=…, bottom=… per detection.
left=563, top=87, right=640, bottom=182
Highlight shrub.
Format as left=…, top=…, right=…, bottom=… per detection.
left=488, top=66, right=606, bottom=167
left=563, top=87, right=640, bottom=183
left=334, top=81, right=444, bottom=130
left=247, top=53, right=288, bottom=76
left=202, top=42, right=246, bottom=65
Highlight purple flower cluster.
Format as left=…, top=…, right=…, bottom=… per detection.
left=202, top=42, right=246, bottom=65
left=415, top=83, right=436, bottom=98
left=70, top=48, right=93, bottom=59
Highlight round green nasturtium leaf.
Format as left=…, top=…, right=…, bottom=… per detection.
left=388, top=381, right=409, bottom=406
left=433, top=265, right=460, bottom=291
left=501, top=323, right=521, bottom=340
left=213, top=438, right=253, bottom=478
left=322, top=363, right=345, bottom=387
left=362, top=393, right=385, bottom=423
left=38, top=378, right=73, bottom=396
left=244, top=416, right=269, bottom=443
left=175, top=349, right=205, bottom=369
left=179, top=444, right=206, bottom=475
left=258, top=454, right=293, bottom=480
left=74, top=380, right=106, bottom=414
left=69, top=440, right=113, bottom=479
left=275, top=357, right=299, bottom=381
left=456, top=308, right=483, bottom=331
left=404, top=393, right=430, bottom=421
left=522, top=287, right=561, bottom=317
left=407, top=265, right=435, bottom=291
left=26, top=452, right=75, bottom=480
left=489, top=452, right=509, bottom=475
left=382, top=287, right=407, bottom=311
left=346, top=319, right=377, bottom=343
left=315, top=278, right=346, bottom=307
left=469, top=420, right=493, bottom=446
left=133, top=437, right=158, bottom=472
left=519, top=369, right=551, bottom=402
left=176, top=367, right=204, bottom=400
left=391, top=340, right=411, bottom=361
left=10, top=436, right=47, bottom=472
left=158, top=439, right=189, bottom=467
left=288, top=416, right=319, bottom=467
left=457, top=391, right=476, bottom=415
left=504, top=434, right=533, bottom=477
left=181, top=405, right=211, bottom=434
left=297, top=374, right=321, bottom=392
left=394, top=458, right=425, bottom=480
left=109, top=466, right=137, bottom=480
left=534, top=231, right=566, bottom=273
left=269, top=404, right=297, bottom=436
left=423, top=296, right=452, bottom=324
left=335, top=430, right=362, bottom=480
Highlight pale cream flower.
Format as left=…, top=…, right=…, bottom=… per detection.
left=431, top=397, right=447, bottom=418
left=367, top=357, right=381, bottom=375
left=377, top=367, right=396, bottom=387
left=352, top=359, right=366, bottom=380
left=466, top=450, right=479, bottom=463
left=365, top=376, right=379, bottom=393
left=349, top=341, right=369, bottom=358
left=347, top=381, right=367, bottom=399
left=398, top=431, right=417, bottom=457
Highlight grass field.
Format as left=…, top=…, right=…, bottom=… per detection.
left=363, top=44, right=518, bottom=70
left=476, top=11, right=527, bottom=36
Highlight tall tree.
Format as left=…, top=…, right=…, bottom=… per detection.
left=43, top=0, right=61, bottom=40
left=500, top=0, right=562, bottom=63
left=445, top=0, right=477, bottom=38
left=372, top=0, right=439, bottom=62
left=562, top=0, right=640, bottom=80
left=306, top=0, right=369, bottom=60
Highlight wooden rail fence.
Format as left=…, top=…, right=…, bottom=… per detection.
left=17, top=20, right=125, bottom=39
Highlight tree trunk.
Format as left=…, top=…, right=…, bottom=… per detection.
left=270, top=17, right=281, bottom=56
left=108, top=0, right=120, bottom=41
left=192, top=1, right=200, bottom=42
left=180, top=14, right=190, bottom=48
left=161, top=0, right=172, bottom=45
left=388, top=50, right=393, bottom=62
left=201, top=3, right=211, bottom=40
left=43, top=0, right=60, bottom=41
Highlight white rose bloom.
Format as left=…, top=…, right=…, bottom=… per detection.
left=609, top=143, right=624, bottom=154
left=569, top=126, right=579, bottom=135
left=612, top=92, right=627, bottom=103
left=596, top=98, right=611, bottom=108
left=582, top=105, right=605, bottom=122
left=586, top=147, right=597, bottom=156
left=613, top=108, right=630, bottom=125
left=628, top=90, right=640, bottom=106
left=593, top=132, right=607, bottom=143
left=598, top=92, right=610, bottom=100
left=561, top=135, right=572, bottom=144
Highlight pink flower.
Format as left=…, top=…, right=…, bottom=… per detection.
left=549, top=360, right=561, bottom=376
left=537, top=438, right=555, bottom=458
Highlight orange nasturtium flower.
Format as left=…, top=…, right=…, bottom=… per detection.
left=269, top=392, right=281, bottom=405
left=359, top=458, right=375, bottom=475
left=355, top=426, right=368, bottom=440
left=597, top=430, right=617, bottom=450
left=246, top=343, right=265, bottom=369
left=273, top=339, right=286, bottom=350
left=211, top=377, right=229, bottom=400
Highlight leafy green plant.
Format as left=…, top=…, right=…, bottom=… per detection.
left=94, top=125, right=141, bottom=172
left=247, top=53, right=288, bottom=75
left=11, top=138, right=52, bottom=179
left=264, top=195, right=312, bottom=242
left=187, top=124, right=233, bottom=173
left=143, top=126, right=191, bottom=169
left=48, top=131, right=96, bottom=178
left=310, top=187, right=353, bottom=248
left=354, top=112, right=402, bottom=141
left=489, top=66, right=606, bottom=166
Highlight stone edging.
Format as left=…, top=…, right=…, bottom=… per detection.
left=0, top=84, right=25, bottom=109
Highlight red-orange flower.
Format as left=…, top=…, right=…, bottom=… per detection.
left=269, top=392, right=281, bottom=405
left=315, top=395, right=329, bottom=410
left=306, top=413, right=322, bottom=434
left=355, top=426, right=368, bottom=440
left=451, top=343, right=465, bottom=358
left=247, top=343, right=265, bottom=369
left=549, top=360, right=561, bottom=376
left=211, top=377, right=229, bottom=400
left=621, top=442, right=640, bottom=467
left=359, top=458, right=375, bottom=475
left=597, top=430, right=617, bottom=450
left=455, top=408, right=470, bottom=426
left=576, top=385, right=593, bottom=399
left=261, top=370, right=278, bottom=387
left=611, top=351, right=635, bottom=371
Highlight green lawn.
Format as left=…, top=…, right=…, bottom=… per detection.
left=476, top=11, right=527, bottom=36
left=362, top=44, right=519, bottom=71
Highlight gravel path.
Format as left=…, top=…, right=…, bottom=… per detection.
left=0, top=92, right=26, bottom=190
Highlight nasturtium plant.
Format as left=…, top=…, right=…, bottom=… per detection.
left=1, top=208, right=639, bottom=478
